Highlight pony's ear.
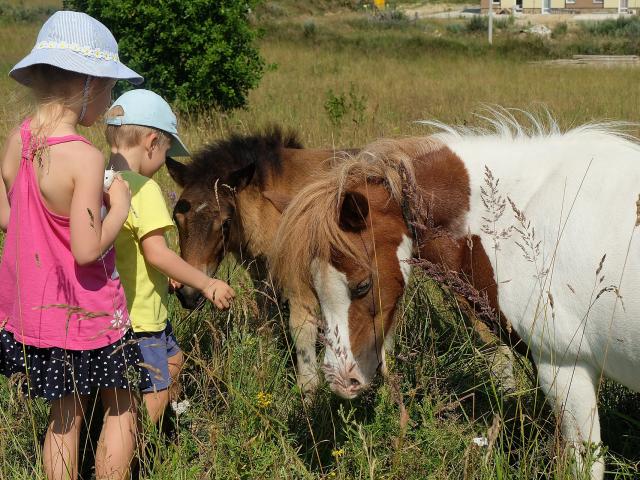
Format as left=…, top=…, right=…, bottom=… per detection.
left=226, top=162, right=256, bottom=192
left=166, top=156, right=187, bottom=187
left=339, top=191, right=369, bottom=232
left=262, top=190, right=292, bottom=213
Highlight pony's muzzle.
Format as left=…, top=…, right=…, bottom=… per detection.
left=174, top=285, right=203, bottom=310
left=322, top=363, right=368, bottom=399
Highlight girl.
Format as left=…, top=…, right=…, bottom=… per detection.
left=0, top=11, right=149, bottom=480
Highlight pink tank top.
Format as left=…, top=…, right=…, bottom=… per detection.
left=0, top=119, right=130, bottom=350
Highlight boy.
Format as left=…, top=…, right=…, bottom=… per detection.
left=105, top=89, right=235, bottom=423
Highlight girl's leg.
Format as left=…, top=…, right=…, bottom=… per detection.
left=44, top=393, right=89, bottom=480
left=142, top=350, right=184, bottom=424
left=95, top=388, right=138, bottom=480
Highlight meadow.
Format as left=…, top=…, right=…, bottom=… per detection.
left=1, top=1, right=640, bottom=478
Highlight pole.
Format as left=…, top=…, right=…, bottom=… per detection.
left=488, top=0, right=493, bottom=45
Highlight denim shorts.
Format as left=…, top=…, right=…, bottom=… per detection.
left=135, top=321, right=182, bottom=393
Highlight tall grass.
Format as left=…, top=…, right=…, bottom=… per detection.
left=0, top=5, right=639, bottom=479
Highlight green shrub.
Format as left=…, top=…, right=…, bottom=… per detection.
left=446, top=23, right=465, bottom=35
left=324, top=83, right=367, bottom=127
left=0, top=2, right=56, bottom=23
left=580, top=16, right=640, bottom=38
left=552, top=21, right=568, bottom=38
left=466, top=14, right=513, bottom=33
left=303, top=19, right=317, bottom=38
left=63, top=0, right=265, bottom=113
left=465, top=15, right=484, bottom=32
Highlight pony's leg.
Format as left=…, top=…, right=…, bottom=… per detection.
left=487, top=343, right=516, bottom=393
left=537, top=361, right=604, bottom=480
left=463, top=307, right=516, bottom=392
left=289, top=294, right=320, bottom=395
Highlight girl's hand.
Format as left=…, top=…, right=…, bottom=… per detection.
left=201, top=279, right=235, bottom=310
left=104, top=174, right=130, bottom=215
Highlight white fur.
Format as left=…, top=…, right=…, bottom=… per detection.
left=397, top=234, right=413, bottom=284
left=311, top=262, right=362, bottom=398
left=437, top=120, right=640, bottom=479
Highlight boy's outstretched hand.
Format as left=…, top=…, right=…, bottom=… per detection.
left=201, top=279, right=235, bottom=310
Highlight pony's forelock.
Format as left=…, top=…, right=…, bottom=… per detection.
left=270, top=136, right=442, bottom=293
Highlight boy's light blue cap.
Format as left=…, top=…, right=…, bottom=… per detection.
left=10, top=11, right=143, bottom=86
left=106, top=89, right=190, bottom=157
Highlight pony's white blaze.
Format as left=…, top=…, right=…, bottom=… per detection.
left=311, top=260, right=363, bottom=398
left=397, top=234, right=413, bottom=285
left=438, top=126, right=640, bottom=479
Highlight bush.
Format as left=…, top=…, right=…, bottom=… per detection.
left=466, top=14, right=513, bottom=33
left=63, top=0, right=265, bottom=113
left=466, top=15, right=487, bottom=32
left=580, top=16, right=640, bottom=38
left=303, top=19, right=317, bottom=38
left=0, top=2, right=56, bottom=22
left=324, top=83, right=367, bottom=127
left=551, top=21, right=568, bottom=38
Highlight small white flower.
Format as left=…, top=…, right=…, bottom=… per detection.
left=472, top=437, right=489, bottom=447
left=171, top=399, right=190, bottom=416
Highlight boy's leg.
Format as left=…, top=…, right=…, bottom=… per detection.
left=167, top=349, right=184, bottom=401
left=142, top=350, right=183, bottom=423
left=95, top=388, right=138, bottom=480
left=139, top=322, right=184, bottom=424
left=44, top=393, right=89, bottom=480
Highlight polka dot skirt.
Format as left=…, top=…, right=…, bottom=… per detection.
left=0, top=329, right=151, bottom=401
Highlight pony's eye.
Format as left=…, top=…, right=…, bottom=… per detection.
left=351, top=278, right=372, bottom=299
left=221, top=218, right=232, bottom=236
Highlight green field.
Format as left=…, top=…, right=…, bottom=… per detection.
left=1, top=2, right=640, bottom=479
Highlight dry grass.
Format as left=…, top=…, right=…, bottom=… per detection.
left=0, top=5, right=639, bottom=479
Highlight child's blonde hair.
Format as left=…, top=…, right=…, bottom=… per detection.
left=27, top=64, right=112, bottom=139
left=105, top=105, right=172, bottom=150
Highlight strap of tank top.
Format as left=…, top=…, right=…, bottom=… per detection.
left=46, top=134, right=92, bottom=147
left=19, top=118, right=32, bottom=161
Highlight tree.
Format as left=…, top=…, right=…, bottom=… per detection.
left=64, top=0, right=264, bottom=112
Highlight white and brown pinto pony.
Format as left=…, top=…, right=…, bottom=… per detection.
left=271, top=114, right=640, bottom=479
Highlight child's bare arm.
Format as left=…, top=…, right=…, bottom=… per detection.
left=69, top=147, right=130, bottom=265
left=140, top=229, right=235, bottom=309
left=0, top=130, right=22, bottom=231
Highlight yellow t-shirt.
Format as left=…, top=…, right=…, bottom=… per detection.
left=114, top=171, right=174, bottom=333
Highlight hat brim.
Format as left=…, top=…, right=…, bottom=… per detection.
left=9, top=48, right=143, bottom=86
left=167, top=133, right=190, bottom=157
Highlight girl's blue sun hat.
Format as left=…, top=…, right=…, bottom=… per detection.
left=10, top=11, right=143, bottom=86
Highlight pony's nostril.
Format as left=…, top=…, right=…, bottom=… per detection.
left=349, top=377, right=361, bottom=388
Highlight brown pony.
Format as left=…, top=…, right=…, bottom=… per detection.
left=166, top=128, right=354, bottom=393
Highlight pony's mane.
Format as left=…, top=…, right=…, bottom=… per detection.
left=270, top=137, right=442, bottom=292
left=421, top=106, right=640, bottom=149
left=180, top=126, right=303, bottom=188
